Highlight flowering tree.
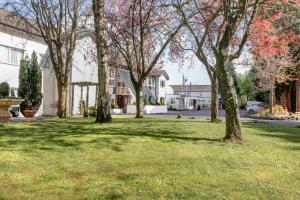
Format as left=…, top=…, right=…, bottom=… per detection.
left=253, top=56, right=295, bottom=113
left=171, top=0, right=265, bottom=143
left=168, top=4, right=220, bottom=122
left=250, top=0, right=299, bottom=114
left=107, top=0, right=183, bottom=118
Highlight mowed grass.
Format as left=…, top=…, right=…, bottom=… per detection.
left=0, top=117, right=299, bottom=200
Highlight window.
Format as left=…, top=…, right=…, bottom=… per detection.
left=10, top=49, right=23, bottom=65
left=160, top=80, right=165, bottom=88
left=109, top=68, right=115, bottom=78
left=0, top=45, right=23, bottom=65
left=148, top=77, right=156, bottom=94
left=189, top=99, right=194, bottom=107
left=0, top=45, right=9, bottom=63
left=117, top=82, right=125, bottom=87
left=170, top=98, right=176, bottom=105
left=108, top=68, right=116, bottom=87
left=109, top=79, right=115, bottom=87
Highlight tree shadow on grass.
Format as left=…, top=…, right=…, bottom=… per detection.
left=243, top=123, right=300, bottom=145
left=0, top=118, right=221, bottom=152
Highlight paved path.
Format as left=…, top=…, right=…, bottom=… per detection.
left=148, top=110, right=300, bottom=127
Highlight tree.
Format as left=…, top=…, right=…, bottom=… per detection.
left=170, top=2, right=220, bottom=123
left=237, top=71, right=255, bottom=101
left=18, top=56, right=30, bottom=99
left=6, top=0, right=84, bottom=118
left=173, top=0, right=263, bottom=143
left=18, top=51, right=43, bottom=112
left=253, top=56, right=295, bottom=113
left=93, top=0, right=112, bottom=123
left=250, top=0, right=299, bottom=114
left=107, top=0, right=183, bottom=118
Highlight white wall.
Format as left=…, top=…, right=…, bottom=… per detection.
left=0, top=31, right=47, bottom=88
left=0, top=31, right=48, bottom=116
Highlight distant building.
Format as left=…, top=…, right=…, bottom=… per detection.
left=166, top=85, right=214, bottom=110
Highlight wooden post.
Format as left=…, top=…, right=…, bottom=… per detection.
left=71, top=84, right=74, bottom=116
left=86, top=85, right=90, bottom=115
left=95, top=85, right=99, bottom=108
left=80, top=85, right=83, bottom=116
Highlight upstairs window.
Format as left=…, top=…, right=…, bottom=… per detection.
left=11, top=49, right=23, bottom=65
left=0, top=45, right=23, bottom=65
left=109, top=68, right=116, bottom=87
left=0, top=45, right=9, bottom=64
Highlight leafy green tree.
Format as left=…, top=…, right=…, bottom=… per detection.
left=29, top=51, right=42, bottom=110
left=18, top=56, right=30, bottom=99
left=237, top=71, right=255, bottom=101
left=18, top=51, right=42, bottom=111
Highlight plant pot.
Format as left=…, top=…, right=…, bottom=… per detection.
left=23, top=109, right=36, bottom=118
left=0, top=99, right=23, bottom=120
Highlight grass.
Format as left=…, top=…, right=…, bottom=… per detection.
left=0, top=117, right=299, bottom=200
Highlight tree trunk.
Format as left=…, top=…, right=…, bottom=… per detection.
left=135, top=87, right=143, bottom=118
left=93, top=0, right=112, bottom=123
left=216, top=55, right=242, bottom=143
left=210, top=78, right=219, bottom=122
left=269, top=87, right=275, bottom=114
left=57, top=82, right=68, bottom=118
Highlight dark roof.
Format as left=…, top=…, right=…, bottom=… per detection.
left=0, top=8, right=44, bottom=43
left=170, top=85, right=211, bottom=92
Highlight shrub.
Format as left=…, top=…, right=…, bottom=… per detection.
left=111, top=103, right=115, bottom=109
left=88, top=106, right=97, bottom=117
left=0, top=82, right=10, bottom=98
left=255, top=105, right=289, bottom=119
left=18, top=51, right=42, bottom=111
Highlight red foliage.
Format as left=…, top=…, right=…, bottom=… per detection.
left=250, top=1, right=299, bottom=58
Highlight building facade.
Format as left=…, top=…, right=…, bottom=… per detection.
left=0, top=8, right=48, bottom=115
left=166, top=85, right=213, bottom=110
left=42, top=34, right=169, bottom=116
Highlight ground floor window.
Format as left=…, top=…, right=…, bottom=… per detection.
left=170, top=98, right=176, bottom=105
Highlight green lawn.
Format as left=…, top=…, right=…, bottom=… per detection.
left=0, top=117, right=299, bottom=200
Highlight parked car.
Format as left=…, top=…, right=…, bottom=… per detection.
left=245, top=101, right=264, bottom=113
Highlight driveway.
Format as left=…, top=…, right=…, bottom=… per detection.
left=148, top=109, right=300, bottom=127
left=150, top=109, right=248, bottom=118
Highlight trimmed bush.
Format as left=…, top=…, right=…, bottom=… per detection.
left=0, top=82, right=10, bottom=98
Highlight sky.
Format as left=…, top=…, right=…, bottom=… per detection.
left=162, top=53, right=250, bottom=86
left=163, top=59, right=211, bottom=85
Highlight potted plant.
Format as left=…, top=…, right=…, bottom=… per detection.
left=0, top=82, right=23, bottom=120
left=18, top=51, right=42, bottom=118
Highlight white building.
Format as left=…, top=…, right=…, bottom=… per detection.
left=0, top=9, right=48, bottom=115
left=166, top=85, right=213, bottom=110
left=42, top=33, right=170, bottom=116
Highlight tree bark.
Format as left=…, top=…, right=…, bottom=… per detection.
left=57, top=82, right=68, bottom=118
left=210, top=78, right=219, bottom=122
left=269, top=87, right=275, bottom=114
left=135, top=87, right=143, bottom=118
left=93, top=0, right=112, bottom=123
left=216, top=55, right=242, bottom=143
